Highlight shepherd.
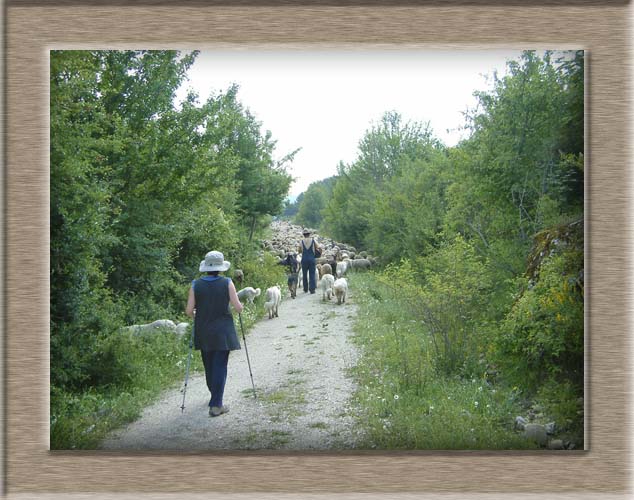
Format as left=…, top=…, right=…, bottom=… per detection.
left=297, top=228, right=322, bottom=295
left=186, top=250, right=244, bottom=417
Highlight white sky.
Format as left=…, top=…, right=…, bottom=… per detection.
left=175, top=50, right=524, bottom=198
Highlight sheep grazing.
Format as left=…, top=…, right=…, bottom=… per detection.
left=237, top=287, right=261, bottom=304
left=263, top=285, right=281, bottom=319
left=333, top=278, right=348, bottom=305
left=320, top=273, right=335, bottom=301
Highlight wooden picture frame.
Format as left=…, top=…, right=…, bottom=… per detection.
left=4, top=0, right=630, bottom=497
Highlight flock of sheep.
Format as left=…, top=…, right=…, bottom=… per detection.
left=124, top=222, right=375, bottom=332
left=234, top=221, right=376, bottom=320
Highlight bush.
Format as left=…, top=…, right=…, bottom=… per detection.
left=50, top=327, right=196, bottom=449
left=495, top=249, right=583, bottom=390
left=377, top=235, right=493, bottom=376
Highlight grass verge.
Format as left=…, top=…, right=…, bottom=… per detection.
left=347, top=272, right=536, bottom=450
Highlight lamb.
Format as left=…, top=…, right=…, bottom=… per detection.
left=333, top=278, right=348, bottom=305
left=264, top=285, right=281, bottom=319
left=320, top=273, right=335, bottom=301
left=237, top=287, right=261, bottom=304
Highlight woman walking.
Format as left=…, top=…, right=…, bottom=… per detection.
left=186, top=251, right=243, bottom=417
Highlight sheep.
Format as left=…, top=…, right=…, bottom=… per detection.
left=237, top=287, right=261, bottom=304
left=348, top=258, right=372, bottom=271
left=320, top=273, right=335, bottom=301
left=318, top=263, right=332, bottom=279
left=264, top=285, right=281, bottom=319
left=124, top=319, right=177, bottom=335
left=333, top=278, right=348, bottom=305
left=336, top=259, right=349, bottom=278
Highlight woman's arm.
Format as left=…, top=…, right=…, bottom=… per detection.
left=228, top=280, right=244, bottom=314
left=185, top=286, right=196, bottom=318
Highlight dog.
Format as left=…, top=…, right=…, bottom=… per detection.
left=278, top=252, right=301, bottom=299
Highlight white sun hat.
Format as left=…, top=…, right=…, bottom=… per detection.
left=199, top=251, right=231, bottom=272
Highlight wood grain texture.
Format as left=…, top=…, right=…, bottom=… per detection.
left=5, top=3, right=630, bottom=496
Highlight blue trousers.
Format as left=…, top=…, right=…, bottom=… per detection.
left=301, top=259, right=317, bottom=293
left=200, top=350, right=229, bottom=407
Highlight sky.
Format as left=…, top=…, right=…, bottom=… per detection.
left=175, top=50, right=524, bottom=198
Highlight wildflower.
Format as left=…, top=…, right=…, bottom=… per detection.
left=474, top=401, right=479, bottom=407
left=429, top=406, right=434, bottom=411
left=478, top=386, right=483, bottom=392
left=394, top=394, right=400, bottom=400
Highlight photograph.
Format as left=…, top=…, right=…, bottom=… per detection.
left=50, top=49, right=584, bottom=452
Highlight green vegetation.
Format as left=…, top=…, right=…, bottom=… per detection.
left=50, top=50, right=289, bottom=448
left=52, top=49, right=584, bottom=450
left=296, top=50, right=584, bottom=448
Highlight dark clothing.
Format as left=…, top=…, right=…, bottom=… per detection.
left=193, top=276, right=241, bottom=351
left=201, top=350, right=229, bottom=408
left=301, top=239, right=317, bottom=293
left=193, top=275, right=240, bottom=410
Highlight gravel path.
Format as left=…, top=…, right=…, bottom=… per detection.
left=100, top=285, right=363, bottom=450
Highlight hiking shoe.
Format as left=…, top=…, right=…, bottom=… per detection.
left=209, top=405, right=230, bottom=417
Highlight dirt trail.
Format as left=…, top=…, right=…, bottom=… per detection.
left=100, top=286, right=363, bottom=450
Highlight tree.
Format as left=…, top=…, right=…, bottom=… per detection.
left=323, top=112, right=443, bottom=250
left=294, top=176, right=337, bottom=229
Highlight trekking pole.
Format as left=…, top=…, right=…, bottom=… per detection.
left=238, top=313, right=257, bottom=399
left=180, top=321, right=194, bottom=413
left=181, top=279, right=196, bottom=413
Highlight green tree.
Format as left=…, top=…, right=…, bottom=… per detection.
left=294, top=176, right=337, bottom=229
left=323, top=112, right=441, bottom=249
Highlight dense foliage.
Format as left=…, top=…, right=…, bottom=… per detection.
left=50, top=50, right=291, bottom=447
left=52, top=49, right=584, bottom=449
left=296, top=50, right=584, bottom=445
left=293, top=176, right=337, bottom=228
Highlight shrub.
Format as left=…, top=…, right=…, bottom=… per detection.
left=495, top=242, right=583, bottom=390
left=349, top=273, right=534, bottom=450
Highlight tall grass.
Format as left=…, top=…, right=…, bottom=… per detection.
left=347, top=272, right=535, bottom=450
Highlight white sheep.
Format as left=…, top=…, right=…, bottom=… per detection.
left=336, top=259, right=350, bottom=278
left=333, top=278, right=348, bottom=305
left=320, top=273, right=335, bottom=301
left=264, top=285, right=281, bottom=319
left=237, top=287, right=261, bottom=304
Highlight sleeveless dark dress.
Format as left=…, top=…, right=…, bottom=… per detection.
left=193, top=277, right=241, bottom=351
